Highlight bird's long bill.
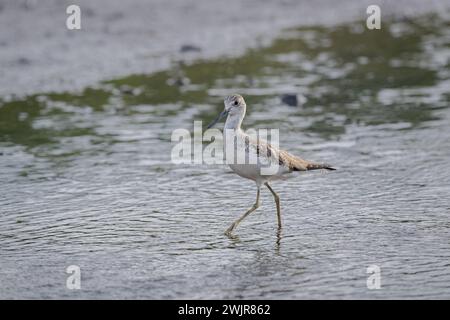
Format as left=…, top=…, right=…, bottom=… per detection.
left=207, top=110, right=228, bottom=129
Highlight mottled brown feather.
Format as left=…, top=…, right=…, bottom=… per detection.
left=279, top=149, right=335, bottom=171
left=248, top=137, right=335, bottom=171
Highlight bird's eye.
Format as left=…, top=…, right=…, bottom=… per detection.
left=234, top=101, right=239, bottom=106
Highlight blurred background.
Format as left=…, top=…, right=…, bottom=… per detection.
left=0, top=0, right=449, bottom=299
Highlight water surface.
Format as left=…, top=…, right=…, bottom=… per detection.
left=1, top=14, right=450, bottom=299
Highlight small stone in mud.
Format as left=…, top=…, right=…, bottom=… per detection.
left=180, top=44, right=201, bottom=53
left=280, top=93, right=307, bottom=107
left=166, top=76, right=191, bottom=86
left=119, top=85, right=142, bottom=96
left=281, top=94, right=298, bottom=106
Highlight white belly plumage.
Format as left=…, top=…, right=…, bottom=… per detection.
left=223, top=131, right=292, bottom=185
left=229, top=163, right=262, bottom=181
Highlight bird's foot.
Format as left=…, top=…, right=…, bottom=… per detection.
left=224, top=223, right=236, bottom=237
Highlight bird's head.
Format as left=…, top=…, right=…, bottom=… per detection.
left=207, top=94, right=246, bottom=129
left=224, top=94, right=246, bottom=114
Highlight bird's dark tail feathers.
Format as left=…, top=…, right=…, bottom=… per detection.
left=306, top=163, right=336, bottom=171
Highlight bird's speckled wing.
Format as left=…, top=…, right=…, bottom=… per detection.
left=246, top=135, right=335, bottom=172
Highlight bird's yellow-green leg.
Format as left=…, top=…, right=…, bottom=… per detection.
left=225, top=187, right=260, bottom=235
left=265, top=182, right=281, bottom=229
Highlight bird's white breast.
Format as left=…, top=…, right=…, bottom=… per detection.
left=223, top=130, right=290, bottom=185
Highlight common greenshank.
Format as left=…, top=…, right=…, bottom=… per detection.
left=207, top=94, right=335, bottom=236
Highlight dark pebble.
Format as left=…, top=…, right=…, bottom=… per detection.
left=166, top=76, right=190, bottom=86
left=180, top=44, right=201, bottom=53
left=281, top=94, right=298, bottom=106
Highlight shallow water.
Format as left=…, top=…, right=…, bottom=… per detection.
left=1, top=14, right=450, bottom=299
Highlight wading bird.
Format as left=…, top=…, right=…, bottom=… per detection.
left=207, top=94, right=335, bottom=236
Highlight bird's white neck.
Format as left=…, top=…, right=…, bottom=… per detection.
left=224, top=109, right=246, bottom=131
